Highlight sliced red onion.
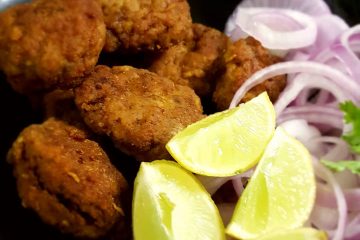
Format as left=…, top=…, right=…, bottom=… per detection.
left=315, top=90, right=333, bottom=105
left=316, top=137, right=350, bottom=161
left=292, top=85, right=335, bottom=106
left=314, top=43, right=360, bottom=81
left=315, top=15, right=349, bottom=46
left=277, top=105, right=344, bottom=131
left=306, top=136, right=349, bottom=162
left=350, top=42, right=360, bottom=53
left=280, top=119, right=321, bottom=143
left=343, top=213, right=360, bottom=239
left=226, top=6, right=247, bottom=41
left=223, top=3, right=360, bottom=239
left=232, top=169, right=254, bottom=196
left=310, top=205, right=338, bottom=230
left=304, top=15, right=349, bottom=57
left=338, top=25, right=360, bottom=82
left=238, top=0, right=331, bottom=16
left=197, top=170, right=254, bottom=196
left=334, top=171, right=360, bottom=189
left=293, top=89, right=311, bottom=106
left=229, top=8, right=317, bottom=50
left=340, top=25, right=360, bottom=52
left=286, top=51, right=310, bottom=61
left=313, top=159, right=347, bottom=240
left=325, top=213, right=360, bottom=239
left=275, top=74, right=351, bottom=115
left=225, top=0, right=331, bottom=52
left=227, top=26, right=248, bottom=43
left=280, top=119, right=325, bottom=157
left=229, top=61, right=360, bottom=111
left=196, top=175, right=232, bottom=195
left=317, top=184, right=360, bottom=211
left=232, top=177, right=244, bottom=196
left=217, top=203, right=236, bottom=226
left=287, top=15, right=348, bottom=63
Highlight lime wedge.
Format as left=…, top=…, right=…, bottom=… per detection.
left=132, top=160, right=225, bottom=240
left=226, top=127, right=316, bottom=239
left=256, top=228, right=328, bottom=240
left=166, top=92, right=275, bottom=177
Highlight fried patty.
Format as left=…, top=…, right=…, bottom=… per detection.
left=42, top=89, right=87, bottom=130
left=7, top=119, right=128, bottom=238
left=150, top=23, right=229, bottom=97
left=74, top=65, right=204, bottom=161
left=213, top=37, right=287, bottom=110
left=0, top=0, right=106, bottom=93
left=98, top=0, right=193, bottom=52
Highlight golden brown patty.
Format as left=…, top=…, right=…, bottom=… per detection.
left=42, top=89, right=86, bottom=129
left=74, top=65, right=204, bottom=161
left=97, top=0, right=193, bottom=52
left=150, top=23, right=229, bottom=97
left=213, top=37, right=287, bottom=111
left=7, top=119, right=128, bottom=239
left=0, top=0, right=106, bottom=93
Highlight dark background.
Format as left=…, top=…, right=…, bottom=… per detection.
left=0, top=0, right=358, bottom=239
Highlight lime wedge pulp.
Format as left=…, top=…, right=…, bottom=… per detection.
left=166, top=92, right=275, bottom=177
left=256, top=228, right=328, bottom=240
left=132, top=160, right=225, bottom=240
left=226, top=127, right=316, bottom=239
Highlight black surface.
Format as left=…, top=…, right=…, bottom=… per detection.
left=0, top=0, right=357, bottom=239
left=190, top=0, right=239, bottom=30
left=0, top=76, right=64, bottom=240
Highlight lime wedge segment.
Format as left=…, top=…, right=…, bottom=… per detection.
left=226, top=127, right=316, bottom=239
left=132, top=160, right=225, bottom=240
left=166, top=92, right=275, bottom=177
left=256, top=228, right=328, bottom=240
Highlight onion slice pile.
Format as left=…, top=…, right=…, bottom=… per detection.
left=225, top=0, right=334, bottom=53
left=229, top=61, right=360, bottom=111
left=213, top=0, right=360, bottom=239
left=238, top=0, right=331, bottom=16
left=227, top=8, right=317, bottom=50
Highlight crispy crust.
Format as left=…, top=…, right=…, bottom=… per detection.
left=42, top=89, right=90, bottom=131
left=0, top=0, right=106, bottom=93
left=7, top=119, right=128, bottom=238
left=98, top=0, right=193, bottom=52
left=150, top=23, right=229, bottom=97
left=213, top=37, right=287, bottom=110
left=74, top=65, right=204, bottom=161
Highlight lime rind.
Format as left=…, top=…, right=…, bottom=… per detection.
left=226, top=127, right=316, bottom=239
left=133, top=160, right=225, bottom=240
left=166, top=92, right=276, bottom=177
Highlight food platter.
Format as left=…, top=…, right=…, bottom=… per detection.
left=0, top=0, right=357, bottom=239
